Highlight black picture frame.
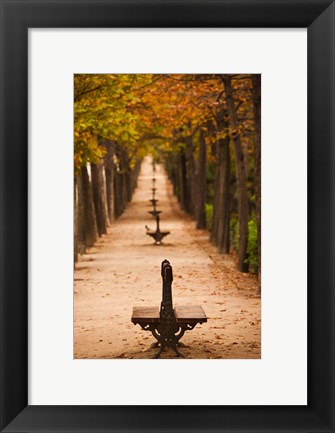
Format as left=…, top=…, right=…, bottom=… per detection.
left=1, top=1, right=334, bottom=432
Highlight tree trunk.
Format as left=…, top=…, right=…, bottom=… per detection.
left=120, top=151, right=130, bottom=208
left=126, top=168, right=132, bottom=203
left=174, top=152, right=179, bottom=198
left=129, top=159, right=140, bottom=197
left=76, top=174, right=85, bottom=253
left=112, top=147, right=140, bottom=220
left=103, top=140, right=115, bottom=224
left=211, top=135, right=231, bottom=253
left=253, top=74, right=261, bottom=281
left=217, top=133, right=231, bottom=254
left=196, top=130, right=207, bottom=229
left=79, top=165, right=97, bottom=247
left=185, top=135, right=196, bottom=216
left=114, top=170, right=122, bottom=218
left=210, top=140, right=220, bottom=246
left=179, top=150, right=187, bottom=211
left=135, top=159, right=141, bottom=191
left=102, top=166, right=109, bottom=226
left=224, top=75, right=249, bottom=272
left=91, top=162, right=108, bottom=237
left=114, top=147, right=127, bottom=218
left=74, top=177, right=78, bottom=262
left=165, top=153, right=177, bottom=196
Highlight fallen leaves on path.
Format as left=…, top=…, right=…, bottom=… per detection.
left=74, top=157, right=261, bottom=359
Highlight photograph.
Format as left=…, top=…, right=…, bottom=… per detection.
left=74, top=74, right=261, bottom=359
left=1, top=0, right=334, bottom=430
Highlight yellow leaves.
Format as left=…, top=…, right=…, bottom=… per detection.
left=74, top=73, right=255, bottom=170
left=213, top=129, right=229, bottom=141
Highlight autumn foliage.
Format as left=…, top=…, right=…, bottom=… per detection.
left=74, top=74, right=261, bottom=277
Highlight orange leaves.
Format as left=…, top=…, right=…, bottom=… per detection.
left=134, top=74, right=223, bottom=136
left=74, top=74, right=256, bottom=170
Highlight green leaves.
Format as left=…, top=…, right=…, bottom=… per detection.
left=74, top=74, right=152, bottom=172
left=74, top=74, right=255, bottom=174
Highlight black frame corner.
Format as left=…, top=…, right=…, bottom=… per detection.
left=0, top=1, right=334, bottom=432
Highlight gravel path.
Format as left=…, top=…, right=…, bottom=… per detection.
left=74, top=156, right=261, bottom=359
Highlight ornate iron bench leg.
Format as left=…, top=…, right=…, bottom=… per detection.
left=171, top=342, right=185, bottom=358
left=172, top=324, right=196, bottom=356
left=148, top=325, right=169, bottom=358
left=152, top=343, right=166, bottom=359
left=150, top=341, right=185, bottom=357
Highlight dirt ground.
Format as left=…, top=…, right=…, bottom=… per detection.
left=74, top=156, right=261, bottom=359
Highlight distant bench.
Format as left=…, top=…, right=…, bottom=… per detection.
left=131, top=260, right=207, bottom=358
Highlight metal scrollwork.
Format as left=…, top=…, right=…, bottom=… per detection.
left=133, top=260, right=206, bottom=358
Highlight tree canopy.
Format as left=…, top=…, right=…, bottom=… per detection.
left=74, top=73, right=261, bottom=276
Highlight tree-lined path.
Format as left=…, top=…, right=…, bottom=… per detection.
left=74, top=157, right=260, bottom=359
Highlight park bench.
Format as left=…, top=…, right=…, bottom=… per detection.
left=148, top=194, right=161, bottom=218
left=145, top=214, right=170, bottom=244
left=131, top=259, right=207, bottom=358
left=148, top=209, right=161, bottom=217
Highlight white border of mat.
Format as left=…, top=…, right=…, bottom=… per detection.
left=28, top=29, right=307, bottom=405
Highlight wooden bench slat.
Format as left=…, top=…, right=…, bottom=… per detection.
left=131, top=261, right=208, bottom=358
left=174, top=305, right=207, bottom=323
left=132, top=306, right=207, bottom=323
left=132, top=306, right=160, bottom=323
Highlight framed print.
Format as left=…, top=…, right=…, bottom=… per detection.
left=1, top=0, right=334, bottom=432
left=29, top=29, right=306, bottom=406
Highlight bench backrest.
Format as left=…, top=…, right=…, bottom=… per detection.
left=160, top=259, right=173, bottom=320
left=156, top=214, right=160, bottom=231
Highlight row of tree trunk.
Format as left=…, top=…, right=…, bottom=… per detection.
left=165, top=75, right=261, bottom=277
left=210, top=116, right=231, bottom=256
left=166, top=129, right=207, bottom=231
left=74, top=140, right=141, bottom=263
